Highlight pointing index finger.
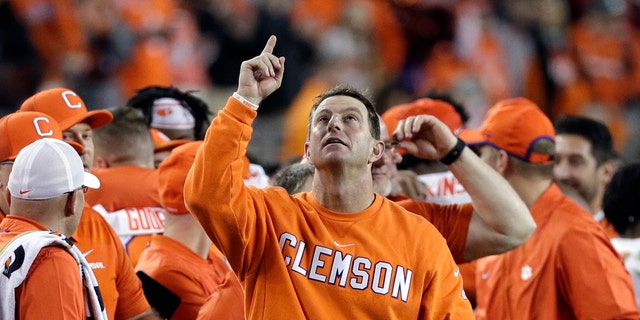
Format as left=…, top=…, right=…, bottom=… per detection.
left=262, top=35, right=277, bottom=54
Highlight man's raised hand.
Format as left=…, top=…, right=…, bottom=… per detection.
left=393, top=115, right=458, bottom=161
left=237, top=35, right=286, bottom=106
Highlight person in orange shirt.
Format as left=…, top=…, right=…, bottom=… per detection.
left=553, top=114, right=620, bottom=238
left=136, top=141, right=242, bottom=319
left=461, top=98, right=639, bottom=319
left=90, top=106, right=165, bottom=266
left=0, top=138, right=104, bottom=319
left=18, top=88, right=160, bottom=320
left=184, top=36, right=531, bottom=319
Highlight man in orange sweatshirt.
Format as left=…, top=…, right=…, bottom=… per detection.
left=185, top=36, right=529, bottom=319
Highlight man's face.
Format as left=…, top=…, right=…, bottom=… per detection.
left=372, top=119, right=402, bottom=196
left=63, top=122, right=94, bottom=171
left=305, top=96, right=379, bottom=169
left=553, top=134, right=599, bottom=203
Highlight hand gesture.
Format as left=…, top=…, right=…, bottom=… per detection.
left=392, top=115, right=458, bottom=161
left=237, top=35, right=286, bottom=106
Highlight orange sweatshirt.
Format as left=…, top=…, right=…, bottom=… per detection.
left=184, top=97, right=474, bottom=319
left=397, top=199, right=472, bottom=264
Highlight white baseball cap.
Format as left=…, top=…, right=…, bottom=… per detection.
left=8, top=138, right=100, bottom=200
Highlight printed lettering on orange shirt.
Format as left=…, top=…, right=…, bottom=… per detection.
left=278, top=232, right=413, bottom=303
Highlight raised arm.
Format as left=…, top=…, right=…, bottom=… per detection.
left=184, top=36, right=285, bottom=270
left=393, top=115, right=536, bottom=261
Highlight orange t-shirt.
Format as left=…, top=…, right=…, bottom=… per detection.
left=87, top=166, right=165, bottom=266
left=135, top=234, right=226, bottom=319
left=474, top=183, right=639, bottom=319
left=184, top=97, right=474, bottom=319
left=0, top=216, right=85, bottom=319
left=73, top=204, right=151, bottom=320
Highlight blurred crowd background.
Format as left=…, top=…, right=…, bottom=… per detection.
left=2, top=0, right=640, bottom=174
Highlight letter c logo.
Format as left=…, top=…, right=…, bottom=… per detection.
left=32, top=117, right=54, bottom=137
left=61, top=90, right=83, bottom=109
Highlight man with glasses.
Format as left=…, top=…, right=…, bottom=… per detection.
left=0, top=138, right=103, bottom=319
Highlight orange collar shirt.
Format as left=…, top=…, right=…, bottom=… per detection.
left=184, top=97, right=474, bottom=319
left=0, top=216, right=85, bottom=319
left=474, top=183, right=640, bottom=319
left=72, top=204, right=151, bottom=319
left=135, top=234, right=224, bottom=319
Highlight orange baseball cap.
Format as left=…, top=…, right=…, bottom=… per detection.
left=381, top=98, right=464, bottom=136
left=459, top=98, right=555, bottom=164
left=158, top=141, right=202, bottom=215
left=0, top=111, right=83, bottom=162
left=149, top=128, right=189, bottom=153
left=19, top=88, right=113, bottom=130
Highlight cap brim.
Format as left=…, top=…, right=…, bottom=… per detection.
left=59, top=110, right=113, bottom=130
left=155, top=139, right=190, bottom=152
left=459, top=129, right=488, bottom=145
left=83, top=171, right=100, bottom=189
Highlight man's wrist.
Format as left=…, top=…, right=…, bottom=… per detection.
left=232, top=92, right=259, bottom=110
left=440, top=137, right=466, bottom=165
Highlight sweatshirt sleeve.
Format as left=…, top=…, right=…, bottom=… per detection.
left=184, top=97, right=265, bottom=278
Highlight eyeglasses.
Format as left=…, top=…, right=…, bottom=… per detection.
left=0, top=160, right=14, bottom=166
left=65, top=186, right=89, bottom=195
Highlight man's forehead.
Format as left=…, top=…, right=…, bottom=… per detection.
left=316, top=96, right=366, bottom=112
left=556, top=134, right=593, bottom=155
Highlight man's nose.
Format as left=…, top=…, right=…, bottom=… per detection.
left=328, top=116, right=341, bottom=131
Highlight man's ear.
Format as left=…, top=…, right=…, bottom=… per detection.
left=599, top=159, right=619, bottom=185
left=303, top=142, right=314, bottom=165
left=369, top=140, right=385, bottom=163
left=496, top=149, right=511, bottom=175
left=64, top=191, right=79, bottom=218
